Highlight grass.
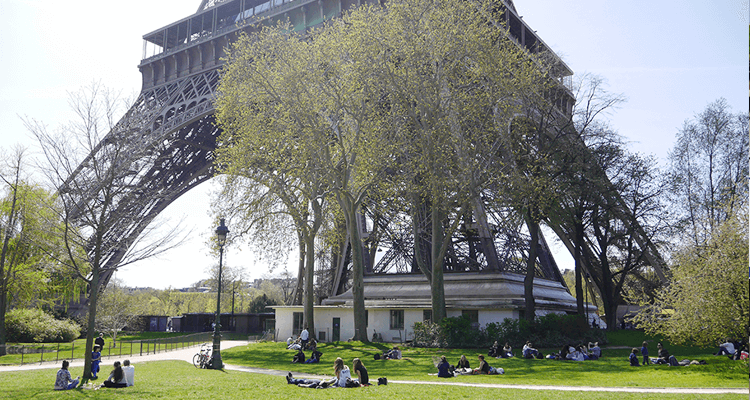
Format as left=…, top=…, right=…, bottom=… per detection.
left=0, top=332, right=219, bottom=366
left=0, top=360, right=744, bottom=400
left=220, top=338, right=748, bottom=389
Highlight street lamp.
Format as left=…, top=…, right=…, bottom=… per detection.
left=211, top=218, right=229, bottom=369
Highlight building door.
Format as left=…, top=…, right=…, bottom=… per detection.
left=332, top=317, right=340, bottom=342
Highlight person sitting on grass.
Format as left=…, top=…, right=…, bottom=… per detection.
left=384, top=346, right=401, bottom=360
left=488, top=341, right=500, bottom=358
left=457, top=354, right=470, bottom=369
left=101, top=361, right=128, bottom=388
left=655, top=343, right=679, bottom=366
left=334, top=357, right=352, bottom=387
left=292, top=348, right=305, bottom=363
left=437, top=356, right=453, bottom=378
left=474, top=355, right=490, bottom=374
left=629, top=348, right=640, bottom=366
left=54, top=360, right=79, bottom=390
left=352, top=357, right=369, bottom=385
left=716, top=339, right=736, bottom=356
left=522, top=342, right=540, bottom=359
left=474, top=355, right=504, bottom=375
left=122, top=359, right=135, bottom=387
left=501, top=342, right=513, bottom=358
left=285, top=372, right=336, bottom=388
left=588, top=342, right=602, bottom=359
left=305, top=349, right=323, bottom=363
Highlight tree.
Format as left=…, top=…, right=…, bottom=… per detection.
left=586, top=150, right=669, bottom=330
left=0, top=147, right=81, bottom=356
left=95, top=279, right=142, bottom=348
left=632, top=200, right=749, bottom=345
left=218, top=16, right=398, bottom=341
left=668, top=98, right=749, bottom=246
left=25, top=82, right=183, bottom=383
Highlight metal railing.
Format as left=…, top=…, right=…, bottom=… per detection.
left=0, top=332, right=215, bottom=366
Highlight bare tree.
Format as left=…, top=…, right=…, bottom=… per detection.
left=25, top=82, right=184, bottom=383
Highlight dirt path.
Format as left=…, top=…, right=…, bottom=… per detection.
left=2, top=341, right=746, bottom=395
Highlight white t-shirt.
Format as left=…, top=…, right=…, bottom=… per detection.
left=122, top=365, right=135, bottom=387
left=721, top=342, right=735, bottom=354
left=300, top=329, right=309, bottom=341
left=337, top=366, right=351, bottom=387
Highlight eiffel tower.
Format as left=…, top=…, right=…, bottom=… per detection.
left=69, top=0, right=664, bottom=318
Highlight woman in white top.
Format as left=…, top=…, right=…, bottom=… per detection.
left=334, top=357, right=351, bottom=387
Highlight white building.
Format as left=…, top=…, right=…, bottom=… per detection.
left=272, top=272, right=599, bottom=342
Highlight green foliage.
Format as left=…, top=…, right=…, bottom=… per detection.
left=247, top=294, right=277, bottom=314
left=412, top=315, right=606, bottom=349
left=5, top=308, right=80, bottom=343
left=633, top=202, right=749, bottom=346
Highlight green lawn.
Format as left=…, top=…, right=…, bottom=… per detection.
left=0, top=332, right=214, bottom=365
left=0, top=360, right=744, bottom=400
left=221, top=339, right=748, bottom=389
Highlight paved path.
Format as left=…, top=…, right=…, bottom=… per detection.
left=2, top=341, right=746, bottom=395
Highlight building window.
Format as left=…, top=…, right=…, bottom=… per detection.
left=365, top=310, right=369, bottom=327
left=292, top=312, right=303, bottom=336
left=390, top=310, right=404, bottom=330
left=462, top=310, right=479, bottom=329
left=423, top=309, right=432, bottom=323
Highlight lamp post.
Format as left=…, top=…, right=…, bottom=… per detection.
left=211, top=218, right=229, bottom=369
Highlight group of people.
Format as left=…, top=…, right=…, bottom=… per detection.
left=488, top=341, right=514, bottom=358
left=289, top=329, right=323, bottom=364
left=715, top=339, right=748, bottom=360
left=286, top=357, right=373, bottom=388
left=551, top=342, right=601, bottom=361
left=436, top=354, right=504, bottom=377
left=630, top=342, right=690, bottom=366
left=54, top=358, right=135, bottom=390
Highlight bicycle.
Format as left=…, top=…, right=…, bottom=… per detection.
left=193, top=343, right=212, bottom=368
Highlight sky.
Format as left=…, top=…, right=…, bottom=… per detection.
left=0, top=1, right=747, bottom=289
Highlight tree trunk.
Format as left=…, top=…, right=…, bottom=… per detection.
left=574, top=215, right=585, bottom=315
left=293, top=235, right=305, bottom=305
left=82, top=267, right=100, bottom=383
left=524, top=211, right=538, bottom=322
left=340, top=195, right=367, bottom=342
left=430, top=207, right=447, bottom=322
left=302, top=233, right=316, bottom=340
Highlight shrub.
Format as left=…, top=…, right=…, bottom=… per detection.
left=411, top=321, right=446, bottom=348
left=410, top=313, right=606, bottom=349
left=5, top=308, right=81, bottom=343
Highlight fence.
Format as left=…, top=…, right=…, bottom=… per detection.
left=0, top=332, right=216, bottom=366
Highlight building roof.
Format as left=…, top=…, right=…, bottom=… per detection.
left=319, top=272, right=578, bottom=312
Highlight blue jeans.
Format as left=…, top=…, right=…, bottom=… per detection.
left=56, top=379, right=79, bottom=390
left=288, top=378, right=320, bottom=385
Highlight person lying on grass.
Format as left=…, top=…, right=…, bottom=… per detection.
left=285, top=372, right=337, bottom=388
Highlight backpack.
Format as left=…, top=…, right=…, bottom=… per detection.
left=377, top=377, right=388, bottom=385
left=374, top=353, right=381, bottom=360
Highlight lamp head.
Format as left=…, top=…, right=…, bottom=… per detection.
left=216, top=218, right=229, bottom=246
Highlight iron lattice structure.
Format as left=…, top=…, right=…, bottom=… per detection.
left=68, top=0, right=664, bottom=301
